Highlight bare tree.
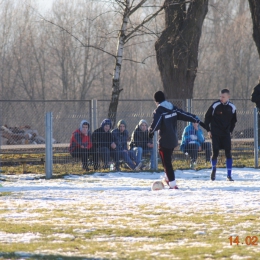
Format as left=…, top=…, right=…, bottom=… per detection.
left=30, top=0, right=164, bottom=126
left=41, top=0, right=113, bottom=100
left=193, top=0, right=260, bottom=104
left=107, top=0, right=164, bottom=126
left=155, top=0, right=208, bottom=99
left=0, top=0, right=15, bottom=99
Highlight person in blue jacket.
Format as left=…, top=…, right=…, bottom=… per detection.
left=112, top=119, right=142, bottom=171
left=180, top=121, right=211, bottom=168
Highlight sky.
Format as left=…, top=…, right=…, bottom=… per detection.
left=36, top=0, right=54, bottom=14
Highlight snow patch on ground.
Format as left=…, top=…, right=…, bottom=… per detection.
left=0, top=232, right=41, bottom=243
left=0, top=167, right=259, bottom=257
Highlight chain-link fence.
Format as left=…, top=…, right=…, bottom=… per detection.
left=0, top=99, right=256, bottom=175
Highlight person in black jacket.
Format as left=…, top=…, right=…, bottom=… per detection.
left=92, top=119, right=120, bottom=171
left=251, top=78, right=260, bottom=149
left=251, top=78, right=260, bottom=108
left=204, top=89, right=237, bottom=181
left=130, top=119, right=154, bottom=170
left=148, top=91, right=206, bottom=189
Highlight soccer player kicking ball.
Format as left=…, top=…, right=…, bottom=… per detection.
left=148, top=91, right=206, bottom=189
left=204, top=89, right=237, bottom=181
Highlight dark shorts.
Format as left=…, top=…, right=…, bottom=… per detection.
left=211, top=134, right=231, bottom=151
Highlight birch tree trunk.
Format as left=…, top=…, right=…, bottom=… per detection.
left=155, top=0, right=208, bottom=99
left=248, top=0, right=260, bottom=58
left=108, top=0, right=130, bottom=127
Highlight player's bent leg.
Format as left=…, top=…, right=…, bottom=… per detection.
left=159, top=146, right=178, bottom=189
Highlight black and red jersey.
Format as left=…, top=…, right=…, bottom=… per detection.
left=204, top=100, right=237, bottom=136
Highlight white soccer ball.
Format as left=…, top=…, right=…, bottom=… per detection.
left=151, top=181, right=164, bottom=191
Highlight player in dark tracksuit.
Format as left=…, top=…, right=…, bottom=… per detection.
left=148, top=91, right=206, bottom=189
left=250, top=78, right=260, bottom=148
left=204, top=89, right=237, bottom=181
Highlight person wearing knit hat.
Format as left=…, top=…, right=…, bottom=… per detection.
left=117, top=119, right=126, bottom=129
left=69, top=120, right=95, bottom=171
left=112, top=119, right=142, bottom=171
left=101, top=118, right=112, bottom=129
left=129, top=119, right=155, bottom=170
left=149, top=91, right=207, bottom=189
left=138, top=119, right=148, bottom=128
left=92, top=118, right=120, bottom=171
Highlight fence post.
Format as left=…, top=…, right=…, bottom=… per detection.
left=186, top=99, right=192, bottom=130
left=91, top=99, right=98, bottom=133
left=45, top=112, right=53, bottom=179
left=254, top=107, right=258, bottom=168
left=186, top=99, right=192, bottom=113
left=153, top=131, right=158, bottom=170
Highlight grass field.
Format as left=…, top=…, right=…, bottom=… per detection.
left=0, top=168, right=259, bottom=260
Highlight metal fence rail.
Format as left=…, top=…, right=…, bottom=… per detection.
left=0, top=99, right=256, bottom=175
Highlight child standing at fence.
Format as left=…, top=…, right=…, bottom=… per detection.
left=204, top=89, right=237, bottom=181
left=69, top=120, right=95, bottom=171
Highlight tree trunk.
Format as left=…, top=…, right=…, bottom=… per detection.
left=248, top=0, right=260, bottom=58
left=108, top=0, right=130, bottom=127
left=155, top=0, right=208, bottom=99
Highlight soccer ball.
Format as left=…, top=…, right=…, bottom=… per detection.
left=151, top=181, right=164, bottom=191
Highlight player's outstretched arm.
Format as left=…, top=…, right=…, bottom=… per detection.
left=198, top=121, right=207, bottom=130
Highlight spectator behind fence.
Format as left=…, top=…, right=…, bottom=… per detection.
left=112, top=120, right=142, bottom=171
left=180, top=121, right=211, bottom=169
left=69, top=120, right=96, bottom=171
left=250, top=77, right=260, bottom=149
left=130, top=119, right=154, bottom=170
left=92, top=119, right=120, bottom=171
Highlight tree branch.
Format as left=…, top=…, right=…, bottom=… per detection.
left=125, top=5, right=165, bottom=40
left=123, top=54, right=155, bottom=64
left=38, top=15, right=116, bottom=59
left=129, top=0, right=147, bottom=16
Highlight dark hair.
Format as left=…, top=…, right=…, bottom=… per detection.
left=220, top=89, right=230, bottom=94
left=154, top=91, right=165, bottom=103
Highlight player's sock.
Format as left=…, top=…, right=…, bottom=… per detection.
left=169, top=180, right=176, bottom=188
left=226, top=158, right=233, bottom=178
left=211, top=159, right=217, bottom=171
left=163, top=174, right=169, bottom=186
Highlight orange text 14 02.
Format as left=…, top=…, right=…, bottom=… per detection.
left=229, top=236, right=258, bottom=246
